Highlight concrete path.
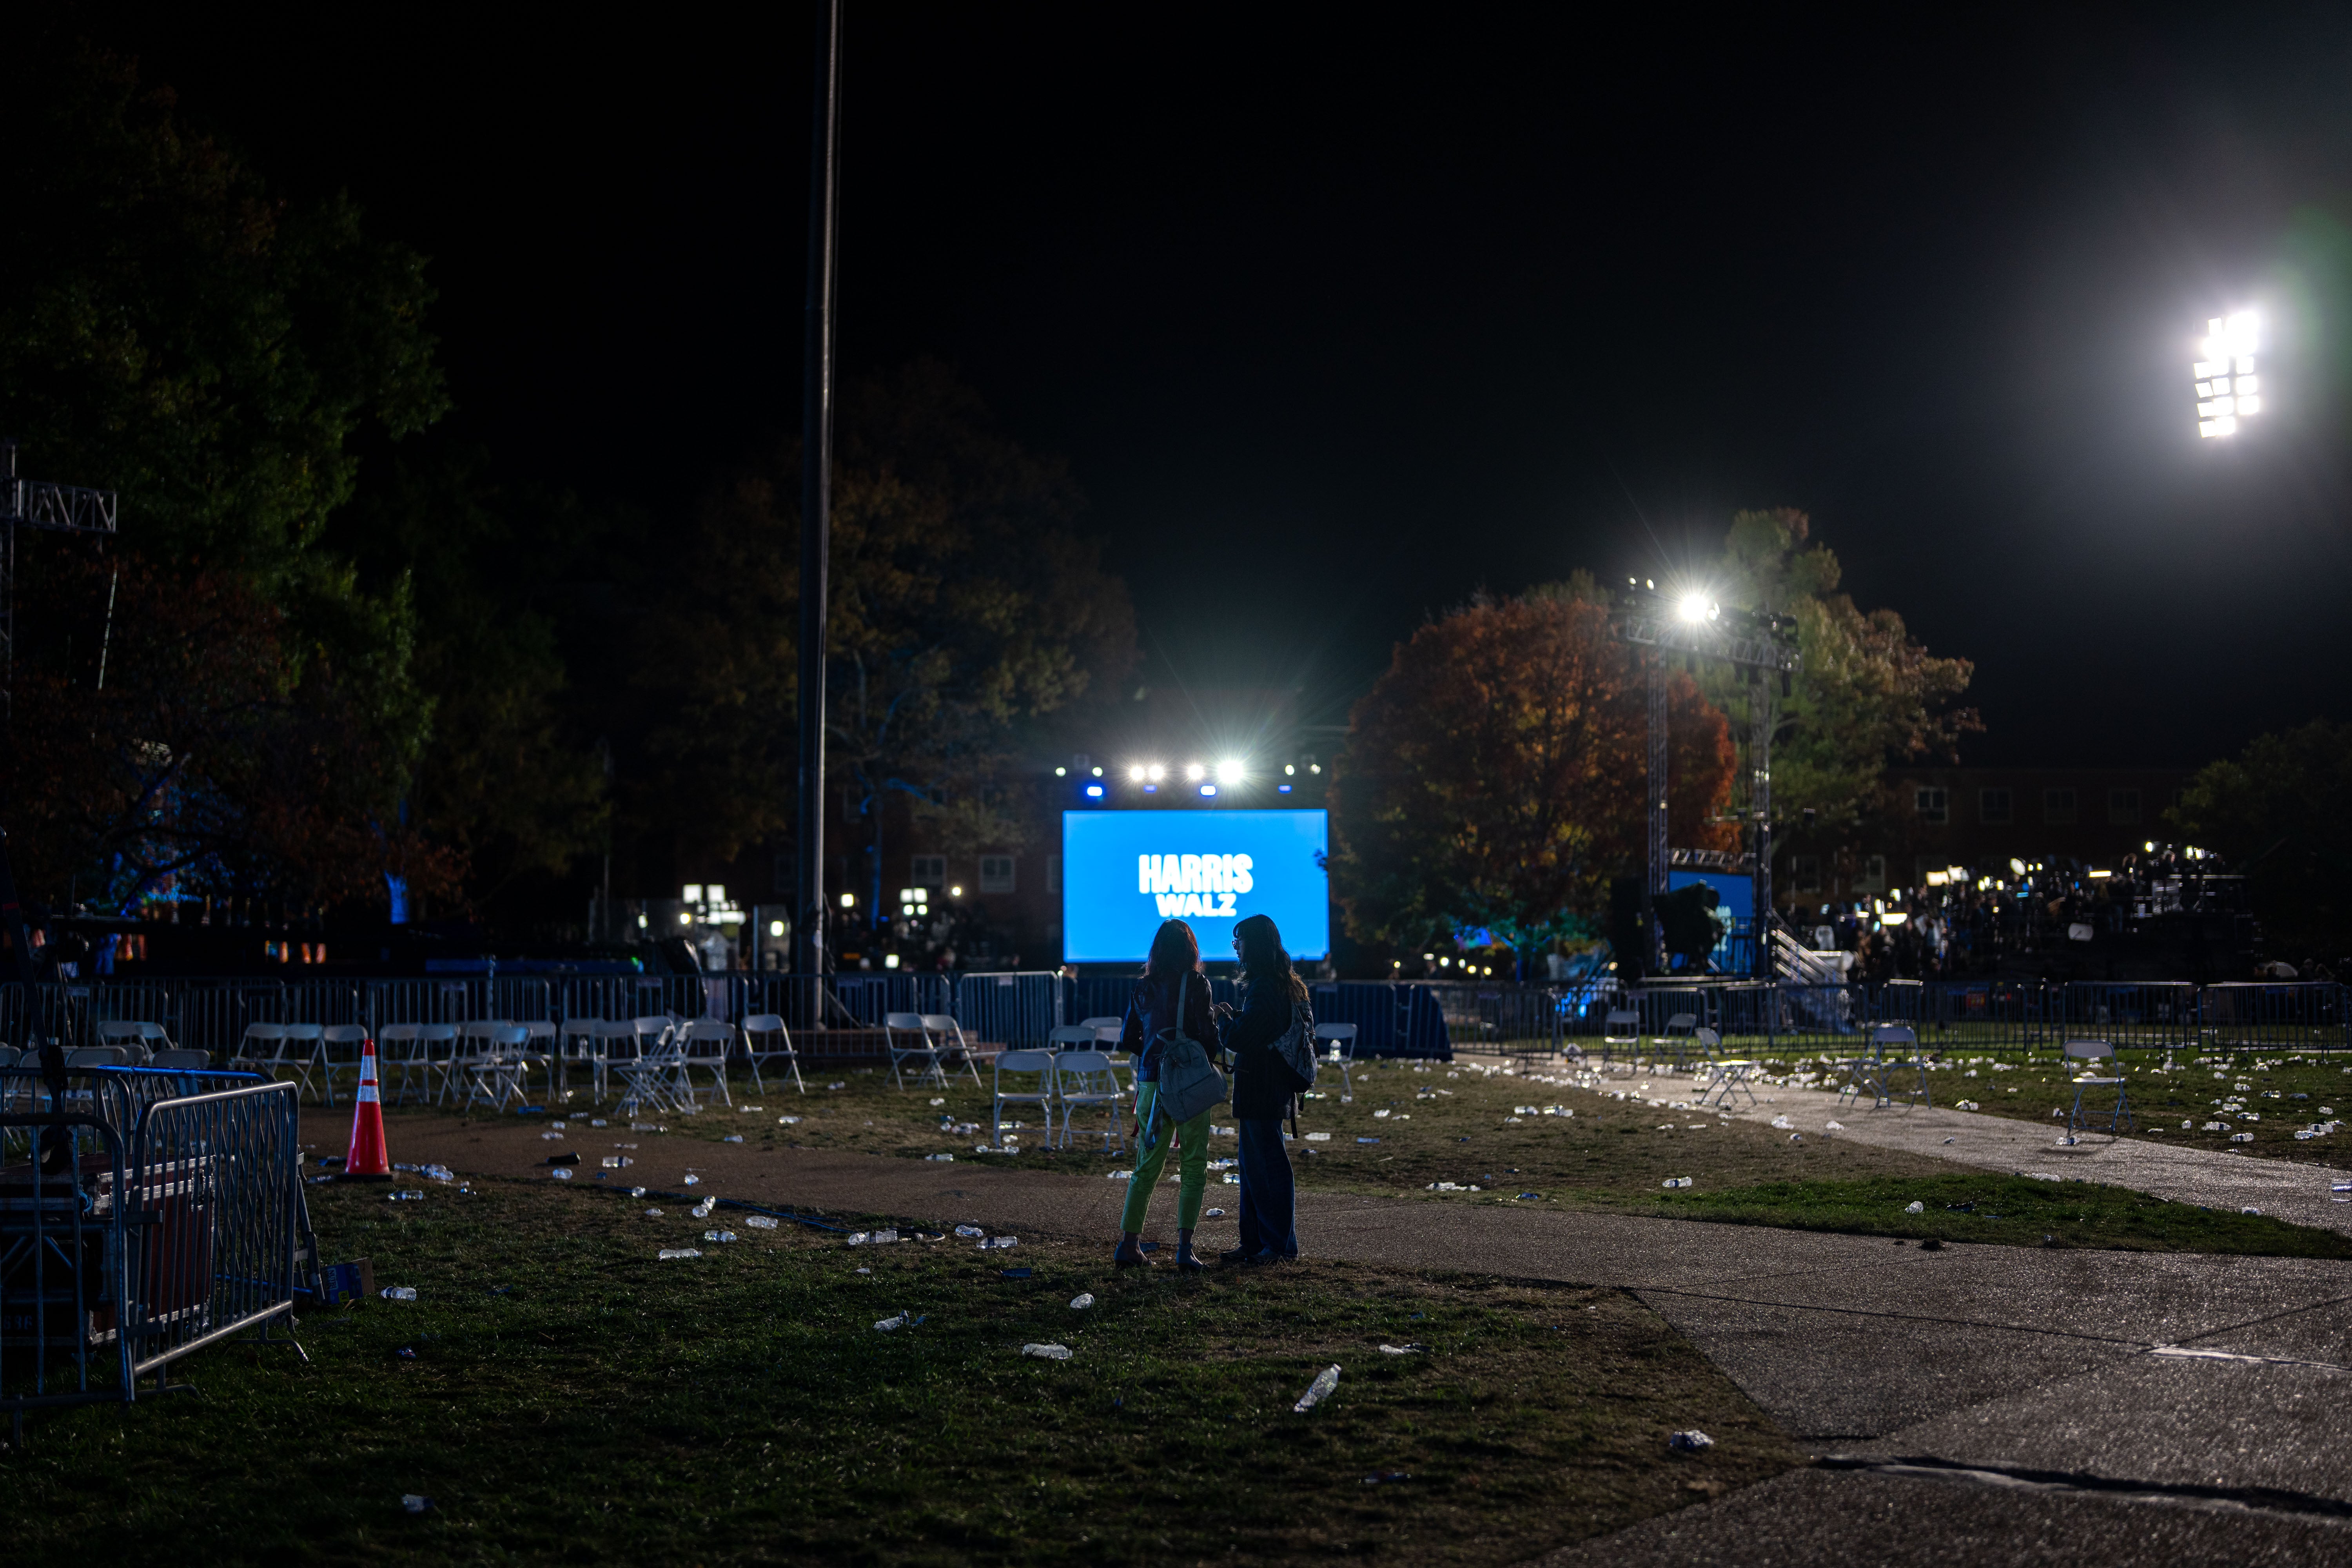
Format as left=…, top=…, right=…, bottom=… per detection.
left=1501, top=1057, right=2352, bottom=1239
left=316, top=1110, right=2352, bottom=1563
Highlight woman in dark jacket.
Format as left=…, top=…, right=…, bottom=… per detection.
left=1112, top=919, right=1221, bottom=1270
left=1220, top=912, right=1310, bottom=1261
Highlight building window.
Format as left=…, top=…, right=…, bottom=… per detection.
left=1978, top=788, right=2013, bottom=825
left=979, top=855, right=1016, bottom=895
left=2044, top=788, right=2077, bottom=826
left=2108, top=788, right=2141, bottom=825
left=911, top=855, right=946, bottom=886
left=1791, top=855, right=1821, bottom=893
left=1914, top=787, right=1948, bottom=824
left=1855, top=855, right=1888, bottom=893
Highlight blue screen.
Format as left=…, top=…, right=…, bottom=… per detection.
left=1062, top=809, right=1330, bottom=963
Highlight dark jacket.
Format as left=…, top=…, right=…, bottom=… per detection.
left=1224, top=975, right=1310, bottom=1121
left=1117, top=971, right=1221, bottom=1083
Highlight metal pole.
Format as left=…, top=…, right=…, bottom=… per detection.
left=1752, top=673, right=1773, bottom=978
left=1644, top=651, right=1668, bottom=975
left=794, top=0, right=842, bottom=982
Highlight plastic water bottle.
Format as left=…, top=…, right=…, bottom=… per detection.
left=1294, top=1365, right=1341, bottom=1413
left=657, top=1248, right=701, bottom=1260
left=380, top=1286, right=418, bottom=1301
left=1668, top=1429, right=1714, bottom=1452
left=1022, top=1342, right=1073, bottom=1360
left=1070, top=1292, right=1096, bottom=1310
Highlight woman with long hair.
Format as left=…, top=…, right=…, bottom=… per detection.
left=1111, top=918, right=1221, bottom=1270
left=1222, top=912, right=1311, bottom=1261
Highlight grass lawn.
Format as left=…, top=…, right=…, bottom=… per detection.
left=0, top=1178, right=1803, bottom=1566
left=484, top=1053, right=2352, bottom=1258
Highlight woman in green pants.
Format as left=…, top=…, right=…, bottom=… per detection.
left=1113, top=919, right=1222, bottom=1271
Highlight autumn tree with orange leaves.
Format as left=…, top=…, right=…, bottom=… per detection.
left=1330, top=592, right=1736, bottom=964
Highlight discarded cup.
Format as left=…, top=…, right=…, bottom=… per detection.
left=381, top=1286, right=418, bottom=1301
left=1022, top=1342, right=1073, bottom=1360
left=1294, top=1365, right=1341, bottom=1413
left=657, top=1248, right=701, bottom=1260
left=1070, top=1292, right=1096, bottom=1310
left=1205, top=1207, right=1226, bottom=1218
left=1668, top=1429, right=1714, bottom=1452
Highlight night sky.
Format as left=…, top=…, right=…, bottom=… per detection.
left=80, top=5, right=2352, bottom=768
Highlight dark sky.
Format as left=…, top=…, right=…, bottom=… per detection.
left=85, top=4, right=2352, bottom=767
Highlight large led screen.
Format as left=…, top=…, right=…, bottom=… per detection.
left=1062, top=809, right=1330, bottom=963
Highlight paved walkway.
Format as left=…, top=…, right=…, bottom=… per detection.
left=315, top=1109, right=2352, bottom=1564
left=1500, top=1056, right=2352, bottom=1238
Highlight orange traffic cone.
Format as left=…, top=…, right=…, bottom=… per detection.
left=344, top=1036, right=393, bottom=1180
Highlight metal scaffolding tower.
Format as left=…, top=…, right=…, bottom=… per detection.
left=0, top=438, right=119, bottom=722
left=1611, top=586, right=1802, bottom=976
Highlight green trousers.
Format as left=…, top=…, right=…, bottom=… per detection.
left=1121, top=1080, right=1212, bottom=1233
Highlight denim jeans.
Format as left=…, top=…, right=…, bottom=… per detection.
left=1235, top=1117, right=1298, bottom=1258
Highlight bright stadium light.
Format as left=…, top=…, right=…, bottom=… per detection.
left=1147, top=763, right=1166, bottom=781
left=1675, top=592, right=1718, bottom=623
left=1129, top=764, right=1145, bottom=780
left=1185, top=762, right=1205, bottom=781
left=1216, top=759, right=1244, bottom=784
left=2195, top=310, right=2262, bottom=437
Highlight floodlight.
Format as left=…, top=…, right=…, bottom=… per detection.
left=1216, top=759, right=1244, bottom=784
left=2144, top=840, right=2155, bottom=853
left=2009, top=857, right=2027, bottom=876
left=683, top=884, right=703, bottom=903
left=840, top=892, right=856, bottom=907
left=1945, top=866, right=1964, bottom=882
left=1129, top=764, right=1145, bottom=780
left=1185, top=762, right=1205, bottom=781
left=951, top=885, right=964, bottom=897
left=1675, top=592, right=1717, bottom=623
left=768, top=920, right=785, bottom=937
left=885, top=954, right=900, bottom=969
left=1284, top=764, right=1296, bottom=775
left=1147, top=763, right=1166, bottom=781
left=679, top=911, right=693, bottom=925
left=2196, top=311, right=2263, bottom=437
left=1091, top=766, right=1103, bottom=777
left=1054, top=766, right=1066, bottom=777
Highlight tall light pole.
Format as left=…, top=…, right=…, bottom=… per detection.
left=2194, top=311, right=2262, bottom=439
left=794, top=0, right=842, bottom=978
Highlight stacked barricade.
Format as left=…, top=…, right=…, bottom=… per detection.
left=0, top=1066, right=303, bottom=1437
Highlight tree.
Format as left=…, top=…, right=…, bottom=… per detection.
left=1712, top=509, right=1978, bottom=885
left=1330, top=593, right=1736, bottom=966
left=2172, top=720, right=2352, bottom=951
left=622, top=361, right=1137, bottom=900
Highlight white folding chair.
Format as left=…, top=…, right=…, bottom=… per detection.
left=920, top=1014, right=983, bottom=1089
left=460, top=1024, right=533, bottom=1112
left=443, top=1022, right=503, bottom=1105
left=1602, top=1007, right=1640, bottom=1066
left=281, top=1023, right=329, bottom=1103
left=1052, top=1049, right=1128, bottom=1152
left=96, top=1021, right=155, bottom=1064
left=2065, top=1039, right=2133, bottom=1134
left=379, top=1024, right=432, bottom=1104
left=149, top=1049, right=211, bottom=1072
left=229, top=1021, right=285, bottom=1077
left=614, top=1023, right=690, bottom=1115
left=1697, top=1028, right=1761, bottom=1109
left=1314, top=1022, right=1360, bottom=1097
left=679, top=1020, right=739, bottom=1105
left=1080, top=1014, right=1133, bottom=1090
left=744, top=1013, right=804, bottom=1094
left=65, top=1046, right=127, bottom=1068
left=319, top=1024, right=372, bottom=1104
left=991, top=1049, right=1056, bottom=1147
left=1656, top=1011, right=1700, bottom=1071
left=884, top=1012, right=946, bottom=1090
left=416, top=1023, right=459, bottom=1103
left=522, top=1021, right=560, bottom=1097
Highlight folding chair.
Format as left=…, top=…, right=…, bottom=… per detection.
left=522, top=1021, right=560, bottom=1096
left=884, top=1011, right=947, bottom=1090
left=679, top=1020, right=739, bottom=1105
left=744, top=1013, right=804, bottom=1094
left=991, top=1049, right=1056, bottom=1146
left=1873, top=1024, right=1932, bottom=1111
left=443, top=1022, right=506, bottom=1106
left=96, top=1021, right=156, bottom=1065
left=379, top=1024, right=431, bottom=1104
left=614, top=1024, right=690, bottom=1115
left=2064, top=1039, right=2133, bottom=1134
left=1697, top=1028, right=1761, bottom=1109
left=1314, top=1022, right=1360, bottom=1098
left=149, top=1049, right=211, bottom=1071
left=556, top=1017, right=609, bottom=1099
left=1052, top=1049, right=1128, bottom=1152
left=459, top=1025, right=533, bottom=1112
left=1601, top=1008, right=1640, bottom=1067
left=920, top=1014, right=984, bottom=1089
left=416, top=1024, right=459, bottom=1103
left=229, top=1022, right=291, bottom=1085
left=280, top=1024, right=329, bottom=1103
left=65, top=1046, right=127, bottom=1068
left=319, top=1024, right=372, bottom=1104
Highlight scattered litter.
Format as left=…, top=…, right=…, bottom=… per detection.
left=929, top=1098, right=946, bottom=1106
left=2231, top=1132, right=2256, bottom=1143
left=658, top=1248, right=701, bottom=1260
left=1824, top=1120, right=1844, bottom=1132
left=855, top=1266, right=870, bottom=1273
left=828, top=1081, right=846, bottom=1091
left=1362, top=1471, right=1411, bottom=1486
left=955, top=1225, right=985, bottom=1237
left=779, top=1116, right=802, bottom=1125
left=1221, top=1173, right=1240, bottom=1185
left=1904, top=1200, right=1925, bottom=1214
left=693, top=1198, right=717, bottom=1219
left=629, top=1186, right=647, bottom=1198
left=722, top=1135, right=744, bottom=1144
left=681, top=1174, right=701, bottom=1185
left=1956, top=1100, right=1980, bottom=1111
left=1294, top=1364, right=1342, bottom=1413
left=1662, top=1176, right=1693, bottom=1189
left=927, top=1153, right=956, bottom=1161
left=402, top=1494, right=432, bottom=1515
left=420, top=1164, right=454, bottom=1182
left=1788, top=1133, right=1804, bottom=1143
left=380, top=1286, right=418, bottom=1301
left=1942, top=1137, right=1956, bottom=1144
left=1668, top=1429, right=1715, bottom=1452
left=539, top=1131, right=564, bottom=1141
left=2242, top=1207, right=2261, bottom=1216
left=590, top=1118, right=609, bottom=1128
left=387, top=1190, right=425, bottom=1202
left=704, top=1230, right=738, bottom=1243
left=743, top=1215, right=779, bottom=1229
left=1071, top=1292, right=1096, bottom=1309
left=1769, top=1115, right=1793, bottom=1130
left=876, top=1314, right=909, bottom=1331
left=1373, top=1109, right=1391, bottom=1119
left=1517, top=1191, right=1542, bottom=1200
left=1022, top=1342, right=1073, bottom=1360
left=978, top=1236, right=1018, bottom=1250
left=631, top=1122, right=664, bottom=1133
left=549, top=1169, right=572, bottom=1181
left=1357, top=1137, right=1382, bottom=1145
left=601, top=1156, right=632, bottom=1169
left=1377, top=1343, right=1425, bottom=1355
